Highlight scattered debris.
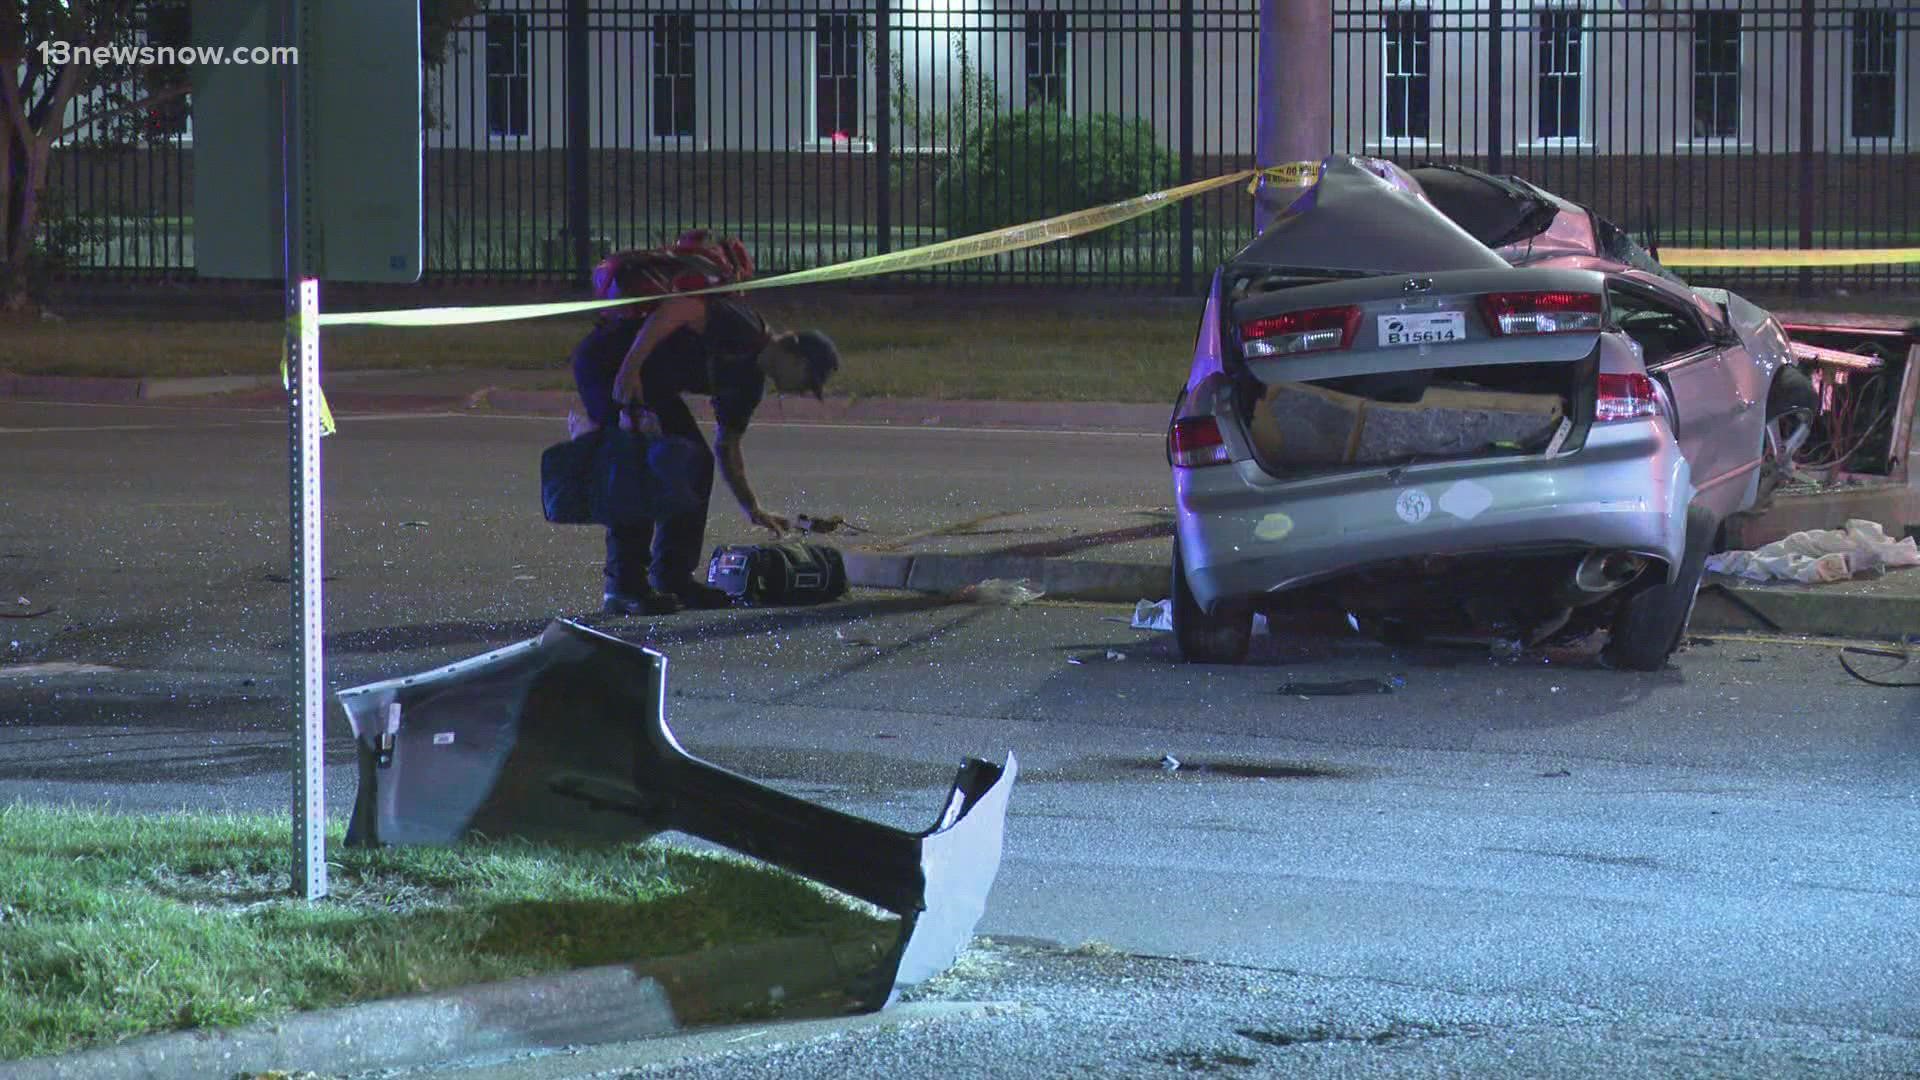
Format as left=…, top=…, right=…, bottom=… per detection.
left=1705, top=519, right=1920, bottom=583
left=1539, top=769, right=1572, bottom=778
left=796, top=513, right=868, bottom=536
left=835, top=628, right=881, bottom=648
left=1160, top=754, right=1181, bottom=772
left=1105, top=649, right=1127, bottom=662
left=400, top=521, right=431, bottom=529
left=0, top=604, right=53, bottom=620
left=1838, top=645, right=1919, bottom=688
left=1067, top=655, right=1085, bottom=665
left=1132, top=599, right=1174, bottom=631
left=1489, top=638, right=1525, bottom=661
left=957, top=578, right=1044, bottom=606
left=1277, top=675, right=1406, bottom=696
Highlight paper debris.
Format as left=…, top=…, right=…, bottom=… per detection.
left=1705, top=519, right=1920, bottom=583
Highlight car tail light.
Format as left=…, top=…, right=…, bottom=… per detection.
left=1480, top=291, right=1603, bottom=336
left=1596, top=372, right=1660, bottom=422
left=1170, top=416, right=1232, bottom=467
left=1239, top=305, right=1361, bottom=357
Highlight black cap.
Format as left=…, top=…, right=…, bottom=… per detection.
left=787, top=329, right=840, bottom=400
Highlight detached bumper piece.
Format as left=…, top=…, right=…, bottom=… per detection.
left=335, top=618, right=1016, bottom=1009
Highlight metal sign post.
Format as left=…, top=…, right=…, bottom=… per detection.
left=282, top=0, right=326, bottom=901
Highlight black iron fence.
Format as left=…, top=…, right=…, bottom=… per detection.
left=39, top=1, right=1919, bottom=292
left=1335, top=2, right=1919, bottom=293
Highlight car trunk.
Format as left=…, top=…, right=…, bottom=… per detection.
left=1221, top=265, right=1606, bottom=480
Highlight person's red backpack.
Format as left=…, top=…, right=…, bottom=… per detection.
left=592, top=232, right=754, bottom=311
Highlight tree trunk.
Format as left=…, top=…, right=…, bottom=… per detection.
left=0, top=73, right=27, bottom=314
left=3, top=55, right=89, bottom=315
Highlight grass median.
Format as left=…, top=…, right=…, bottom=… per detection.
left=1, top=293, right=1206, bottom=403
left=0, top=802, right=895, bottom=1064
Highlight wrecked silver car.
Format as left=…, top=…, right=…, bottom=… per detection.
left=1169, top=156, right=1816, bottom=669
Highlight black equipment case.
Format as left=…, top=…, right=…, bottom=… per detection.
left=706, top=541, right=849, bottom=605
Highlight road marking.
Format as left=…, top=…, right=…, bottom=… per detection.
left=2, top=404, right=1161, bottom=438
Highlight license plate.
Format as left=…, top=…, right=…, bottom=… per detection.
left=1378, top=311, right=1465, bottom=346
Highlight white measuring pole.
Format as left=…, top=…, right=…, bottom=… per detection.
left=283, top=0, right=326, bottom=901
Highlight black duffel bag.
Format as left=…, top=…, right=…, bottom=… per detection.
left=706, top=541, right=849, bottom=605
left=541, top=426, right=701, bottom=529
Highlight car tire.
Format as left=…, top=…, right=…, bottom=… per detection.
left=1603, top=505, right=1715, bottom=672
left=1172, top=544, right=1252, bottom=665
left=1752, top=366, right=1817, bottom=511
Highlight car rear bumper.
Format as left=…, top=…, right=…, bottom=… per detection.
left=1174, top=420, right=1694, bottom=612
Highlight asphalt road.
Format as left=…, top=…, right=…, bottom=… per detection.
left=3, top=399, right=1918, bottom=1078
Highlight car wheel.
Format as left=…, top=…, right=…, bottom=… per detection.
left=1752, top=366, right=1817, bottom=511
left=1172, top=543, right=1252, bottom=665
left=1603, top=505, right=1715, bottom=671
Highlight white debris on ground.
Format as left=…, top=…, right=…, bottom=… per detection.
left=1131, top=599, right=1173, bottom=630
left=1132, top=599, right=1271, bottom=635
left=958, top=578, right=1045, bottom=605
left=1705, top=519, right=1920, bottom=584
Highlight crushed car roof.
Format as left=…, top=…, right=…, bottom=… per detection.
left=1234, top=157, right=1517, bottom=275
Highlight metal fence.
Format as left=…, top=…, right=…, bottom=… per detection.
left=1334, top=2, right=1920, bottom=293
left=39, top=1, right=1920, bottom=293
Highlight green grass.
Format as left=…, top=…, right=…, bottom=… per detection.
left=0, top=802, right=894, bottom=1063
left=1, top=293, right=1209, bottom=403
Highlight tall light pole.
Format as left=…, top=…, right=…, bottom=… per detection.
left=1254, top=0, right=1332, bottom=233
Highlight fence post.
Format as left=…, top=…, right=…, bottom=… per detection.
left=1179, top=0, right=1195, bottom=294
left=1487, top=0, right=1503, bottom=175
left=566, top=0, right=591, bottom=284
left=875, top=0, right=892, bottom=256
left=1796, top=0, right=1816, bottom=293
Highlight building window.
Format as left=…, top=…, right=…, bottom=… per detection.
left=1383, top=11, right=1431, bottom=141
left=1691, top=11, right=1739, bottom=139
left=651, top=14, right=695, bottom=138
left=815, top=14, right=863, bottom=140
left=1025, top=12, right=1069, bottom=109
left=1850, top=9, right=1898, bottom=139
left=1535, top=8, right=1583, bottom=140
left=484, top=13, right=530, bottom=138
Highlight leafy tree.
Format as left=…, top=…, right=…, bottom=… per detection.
left=0, top=0, right=488, bottom=314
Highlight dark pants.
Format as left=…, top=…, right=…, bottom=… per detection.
left=603, top=393, right=716, bottom=595
left=572, top=349, right=715, bottom=596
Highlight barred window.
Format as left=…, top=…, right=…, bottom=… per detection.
left=1025, top=12, right=1069, bottom=109
left=815, top=14, right=863, bottom=139
left=1535, top=8, right=1583, bottom=140
left=1383, top=11, right=1431, bottom=141
left=651, top=14, right=695, bottom=138
left=1691, top=11, right=1739, bottom=139
left=1850, top=10, right=1898, bottom=139
left=484, top=14, right=531, bottom=137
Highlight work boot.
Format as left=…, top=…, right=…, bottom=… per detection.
left=664, top=577, right=732, bottom=610
left=602, top=588, right=681, bottom=616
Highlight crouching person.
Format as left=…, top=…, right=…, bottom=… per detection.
left=569, top=247, right=840, bottom=616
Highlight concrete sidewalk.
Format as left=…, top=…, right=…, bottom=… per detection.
left=4, top=365, right=1918, bottom=641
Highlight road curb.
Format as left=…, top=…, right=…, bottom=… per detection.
left=849, top=550, right=1919, bottom=641
left=846, top=551, right=1165, bottom=603
left=1692, top=581, right=1920, bottom=641
left=0, top=934, right=880, bottom=1080
left=0, top=372, right=144, bottom=404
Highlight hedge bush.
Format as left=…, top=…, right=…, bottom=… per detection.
left=936, top=108, right=1179, bottom=241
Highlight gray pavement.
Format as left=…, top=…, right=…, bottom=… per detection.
left=2, top=385, right=1920, bottom=1078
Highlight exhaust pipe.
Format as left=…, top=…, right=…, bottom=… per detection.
left=335, top=618, right=1016, bottom=1010
left=1566, top=550, right=1648, bottom=599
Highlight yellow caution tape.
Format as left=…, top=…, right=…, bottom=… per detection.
left=280, top=307, right=337, bottom=437
left=315, top=163, right=1322, bottom=329
left=1660, top=247, right=1920, bottom=268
